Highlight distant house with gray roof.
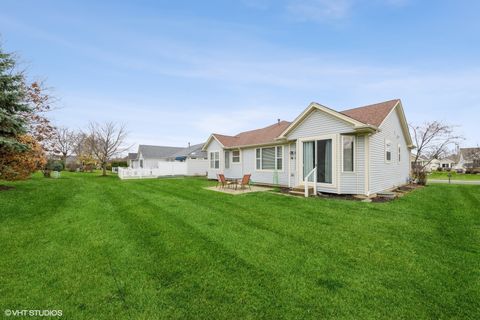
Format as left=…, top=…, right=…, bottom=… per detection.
left=129, top=143, right=207, bottom=169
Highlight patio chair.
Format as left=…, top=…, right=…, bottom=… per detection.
left=238, top=174, right=252, bottom=190
left=216, top=174, right=233, bottom=189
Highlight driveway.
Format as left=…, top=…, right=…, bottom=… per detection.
left=428, top=179, right=480, bottom=185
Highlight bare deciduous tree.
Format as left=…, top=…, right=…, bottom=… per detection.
left=410, top=121, right=463, bottom=178
left=51, top=127, right=78, bottom=165
left=22, top=81, right=56, bottom=151
left=86, top=122, right=130, bottom=176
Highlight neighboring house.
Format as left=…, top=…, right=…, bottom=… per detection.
left=429, top=157, right=457, bottom=171
left=454, top=147, right=480, bottom=171
left=130, top=145, right=184, bottom=169
left=203, top=99, right=414, bottom=196
left=129, top=144, right=207, bottom=169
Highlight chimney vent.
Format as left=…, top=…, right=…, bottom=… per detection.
left=277, top=118, right=280, bottom=124
left=188, top=142, right=191, bottom=148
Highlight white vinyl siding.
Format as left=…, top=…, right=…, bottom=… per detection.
left=206, top=139, right=223, bottom=179
left=245, top=145, right=289, bottom=185
left=369, top=108, right=410, bottom=194
left=287, top=109, right=353, bottom=140
left=340, top=135, right=365, bottom=195
left=286, top=109, right=359, bottom=194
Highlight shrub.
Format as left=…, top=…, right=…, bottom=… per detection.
left=43, top=160, right=64, bottom=178
left=111, top=161, right=128, bottom=168
left=436, top=167, right=443, bottom=172
left=417, top=171, right=427, bottom=185
left=465, top=168, right=480, bottom=174
left=67, top=163, right=80, bottom=172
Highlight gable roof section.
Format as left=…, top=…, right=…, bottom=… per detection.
left=279, top=102, right=379, bottom=138
left=127, top=153, right=138, bottom=160
left=169, top=143, right=207, bottom=159
left=340, top=99, right=399, bottom=127
left=138, top=145, right=184, bottom=159
left=203, top=121, right=291, bottom=150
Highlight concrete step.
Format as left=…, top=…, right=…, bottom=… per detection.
left=288, top=190, right=308, bottom=197
left=292, top=185, right=314, bottom=193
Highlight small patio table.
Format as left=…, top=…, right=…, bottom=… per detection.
left=225, top=177, right=241, bottom=190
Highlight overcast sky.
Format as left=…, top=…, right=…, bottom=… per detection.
left=1, top=0, right=479, bottom=150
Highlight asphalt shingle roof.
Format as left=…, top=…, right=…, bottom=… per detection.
left=210, top=99, right=400, bottom=148
left=138, top=145, right=184, bottom=159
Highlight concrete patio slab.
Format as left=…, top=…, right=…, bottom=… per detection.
left=204, top=185, right=274, bottom=195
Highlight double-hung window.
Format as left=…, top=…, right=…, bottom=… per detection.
left=342, top=136, right=355, bottom=172
left=256, top=146, right=283, bottom=170
left=398, top=144, right=401, bottom=163
left=224, top=151, right=230, bottom=169
left=385, top=140, right=392, bottom=162
left=210, top=152, right=219, bottom=169
left=232, top=150, right=240, bottom=163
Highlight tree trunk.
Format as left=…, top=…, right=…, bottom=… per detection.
left=102, top=163, right=107, bottom=176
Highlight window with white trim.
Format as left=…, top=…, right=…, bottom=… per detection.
left=225, top=151, right=230, bottom=169
left=342, top=136, right=355, bottom=172
left=385, top=140, right=392, bottom=162
left=232, top=150, right=240, bottom=163
left=210, top=152, right=219, bottom=169
left=398, top=144, right=401, bottom=163
left=255, top=146, right=282, bottom=170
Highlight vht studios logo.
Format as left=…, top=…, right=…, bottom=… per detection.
left=4, top=309, right=63, bottom=317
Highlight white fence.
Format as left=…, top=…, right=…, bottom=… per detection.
left=118, top=159, right=208, bottom=180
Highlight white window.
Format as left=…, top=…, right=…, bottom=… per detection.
left=385, top=140, right=392, bottom=162
left=225, top=151, right=230, bottom=169
left=398, top=144, right=401, bottom=163
left=342, top=136, right=355, bottom=172
left=139, top=159, right=143, bottom=168
left=256, top=146, right=283, bottom=170
left=232, top=150, right=240, bottom=163
left=210, top=152, right=219, bottom=169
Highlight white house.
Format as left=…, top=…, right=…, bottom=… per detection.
left=203, top=99, right=414, bottom=196
left=453, top=147, right=480, bottom=171
left=129, top=143, right=207, bottom=169
left=119, top=143, right=209, bottom=179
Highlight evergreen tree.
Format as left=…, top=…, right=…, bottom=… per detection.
left=0, top=46, right=31, bottom=153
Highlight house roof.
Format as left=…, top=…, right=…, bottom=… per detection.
left=210, top=121, right=291, bottom=148
left=138, top=145, right=184, bottom=159
left=169, top=143, right=207, bottom=159
left=204, top=99, right=412, bottom=150
left=460, top=147, right=480, bottom=161
left=127, top=153, right=138, bottom=160
left=340, top=99, right=400, bottom=127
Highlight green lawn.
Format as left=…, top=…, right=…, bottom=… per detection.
left=429, top=171, right=480, bottom=180
left=1, top=172, right=479, bottom=319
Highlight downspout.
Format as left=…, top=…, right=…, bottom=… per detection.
left=288, top=144, right=291, bottom=188
left=365, top=134, right=370, bottom=196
